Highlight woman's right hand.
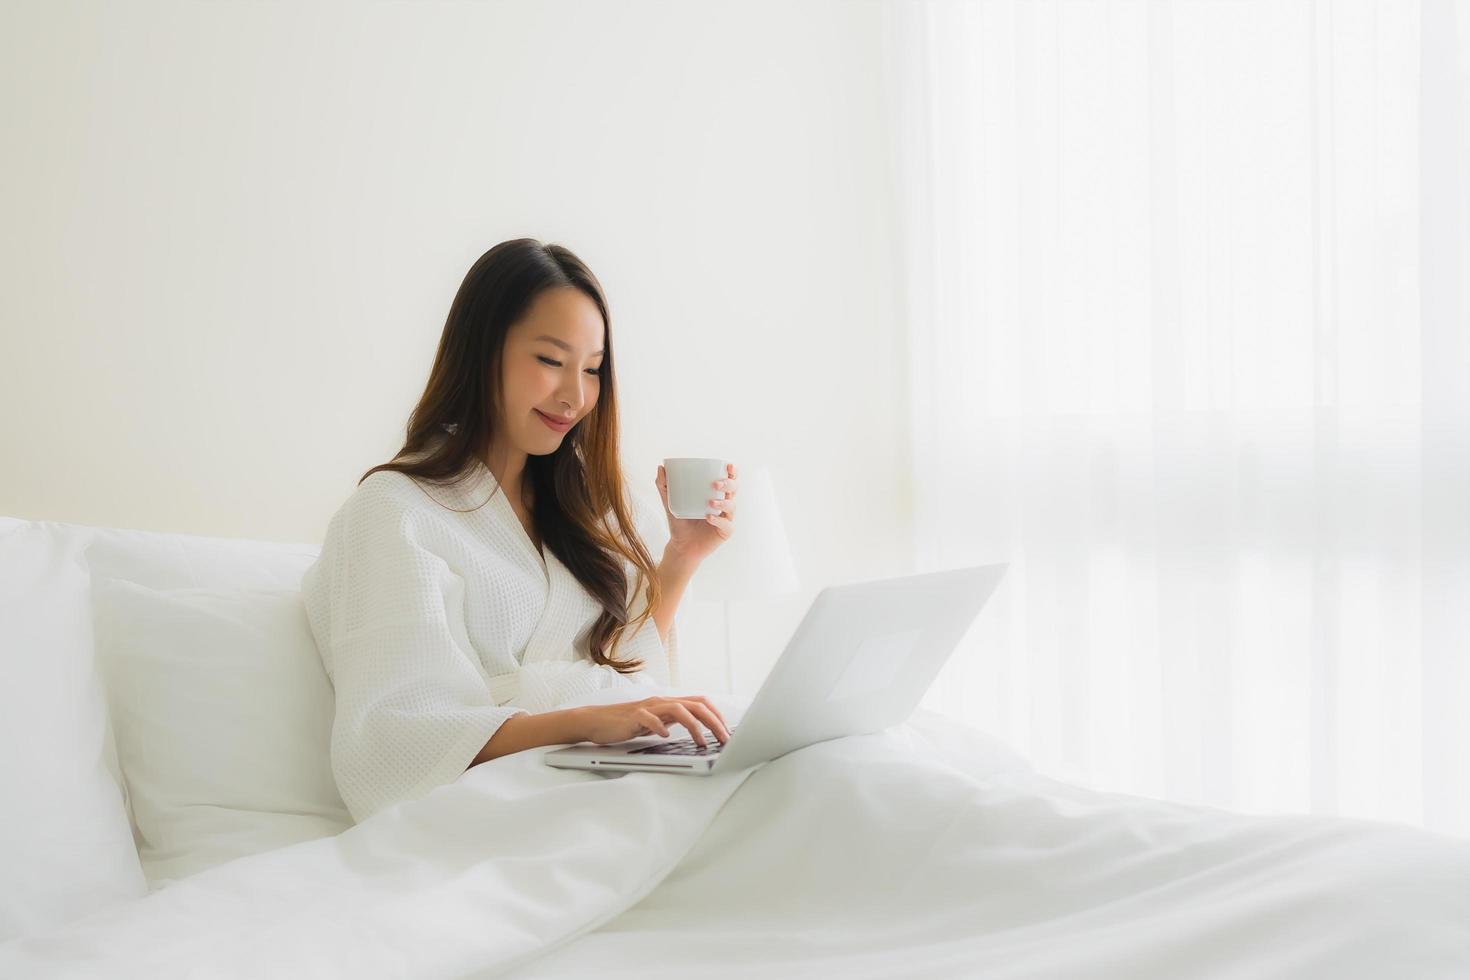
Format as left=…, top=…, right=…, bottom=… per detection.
left=576, top=695, right=732, bottom=748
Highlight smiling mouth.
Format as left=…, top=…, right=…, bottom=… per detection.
left=535, top=410, right=574, bottom=430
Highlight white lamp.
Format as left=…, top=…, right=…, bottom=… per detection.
left=690, top=464, right=800, bottom=695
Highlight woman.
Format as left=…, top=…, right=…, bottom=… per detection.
left=301, top=238, right=738, bottom=824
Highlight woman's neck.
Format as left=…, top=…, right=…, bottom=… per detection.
left=484, top=445, right=530, bottom=507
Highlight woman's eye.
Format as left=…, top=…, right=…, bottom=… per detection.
left=537, top=355, right=600, bottom=377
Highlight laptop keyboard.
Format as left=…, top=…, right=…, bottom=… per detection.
left=628, top=726, right=738, bottom=755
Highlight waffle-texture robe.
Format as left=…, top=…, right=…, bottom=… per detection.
left=301, top=458, right=683, bottom=822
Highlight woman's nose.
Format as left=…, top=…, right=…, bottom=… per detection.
left=558, top=386, right=585, bottom=413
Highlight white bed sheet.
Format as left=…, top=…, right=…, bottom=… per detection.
left=3, top=686, right=1466, bottom=979
left=506, top=709, right=1470, bottom=979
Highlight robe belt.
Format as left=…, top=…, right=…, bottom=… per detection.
left=486, top=670, right=521, bottom=706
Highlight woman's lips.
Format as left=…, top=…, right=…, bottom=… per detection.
left=534, top=409, right=573, bottom=432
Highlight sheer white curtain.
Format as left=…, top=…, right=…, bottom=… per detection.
left=884, top=0, right=1470, bottom=838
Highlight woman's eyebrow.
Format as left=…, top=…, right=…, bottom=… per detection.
left=535, top=334, right=604, bottom=356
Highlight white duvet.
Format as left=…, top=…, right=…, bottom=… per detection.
left=4, top=683, right=1467, bottom=979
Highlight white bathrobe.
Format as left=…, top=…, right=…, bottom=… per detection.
left=300, top=457, right=685, bottom=823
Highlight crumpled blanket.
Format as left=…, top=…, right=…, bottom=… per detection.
left=3, top=682, right=1466, bottom=980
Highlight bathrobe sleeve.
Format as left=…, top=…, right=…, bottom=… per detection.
left=301, top=478, right=529, bottom=824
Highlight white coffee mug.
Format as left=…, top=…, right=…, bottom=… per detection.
left=663, top=457, right=730, bottom=519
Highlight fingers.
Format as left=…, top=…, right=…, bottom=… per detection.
left=690, top=703, right=731, bottom=743
left=707, top=487, right=736, bottom=513
left=687, top=695, right=729, bottom=733
left=707, top=469, right=738, bottom=526
left=646, top=696, right=732, bottom=746
left=665, top=704, right=728, bottom=748
left=670, top=695, right=726, bottom=732
left=673, top=701, right=730, bottom=745
left=666, top=704, right=710, bottom=748
left=639, top=708, right=670, bottom=738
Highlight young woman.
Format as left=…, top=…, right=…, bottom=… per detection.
left=301, top=239, right=739, bottom=823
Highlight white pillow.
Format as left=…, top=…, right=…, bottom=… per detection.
left=0, top=523, right=148, bottom=941
left=92, top=579, right=353, bottom=888
left=84, top=527, right=321, bottom=592
left=81, top=524, right=321, bottom=824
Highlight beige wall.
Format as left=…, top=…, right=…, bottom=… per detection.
left=0, top=0, right=912, bottom=696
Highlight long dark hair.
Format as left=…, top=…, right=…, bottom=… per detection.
left=359, top=239, right=660, bottom=674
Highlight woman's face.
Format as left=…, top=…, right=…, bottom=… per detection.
left=497, top=286, right=605, bottom=456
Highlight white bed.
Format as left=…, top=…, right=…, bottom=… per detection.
left=3, top=516, right=1466, bottom=979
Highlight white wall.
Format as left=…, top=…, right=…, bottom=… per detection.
left=0, top=0, right=912, bottom=697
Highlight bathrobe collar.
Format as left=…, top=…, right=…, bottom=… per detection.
left=436, top=456, right=605, bottom=675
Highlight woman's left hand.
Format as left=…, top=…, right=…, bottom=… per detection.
left=656, top=462, right=739, bottom=564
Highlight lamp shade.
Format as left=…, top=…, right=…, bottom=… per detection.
left=690, top=463, right=799, bottom=601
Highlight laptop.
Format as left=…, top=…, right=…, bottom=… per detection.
left=544, top=563, right=1008, bottom=776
